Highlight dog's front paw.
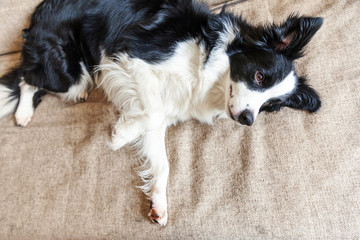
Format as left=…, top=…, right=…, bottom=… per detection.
left=15, top=109, right=33, bottom=127
left=149, top=201, right=168, bottom=226
left=79, top=91, right=89, bottom=102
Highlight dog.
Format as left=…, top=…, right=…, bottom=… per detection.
left=0, top=0, right=322, bottom=226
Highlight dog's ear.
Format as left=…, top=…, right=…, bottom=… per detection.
left=283, top=77, right=321, bottom=112
left=267, top=15, right=323, bottom=59
left=261, top=77, right=321, bottom=113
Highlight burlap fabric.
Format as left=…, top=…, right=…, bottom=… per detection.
left=0, top=0, right=359, bottom=239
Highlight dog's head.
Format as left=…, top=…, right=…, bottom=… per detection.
left=225, top=15, right=323, bottom=126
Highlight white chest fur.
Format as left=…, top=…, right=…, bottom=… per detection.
left=97, top=39, right=230, bottom=126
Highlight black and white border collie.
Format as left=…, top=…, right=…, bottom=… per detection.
left=0, top=0, right=322, bottom=225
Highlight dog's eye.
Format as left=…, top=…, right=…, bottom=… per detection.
left=255, top=71, right=265, bottom=86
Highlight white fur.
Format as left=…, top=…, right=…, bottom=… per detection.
left=228, top=71, right=297, bottom=121
left=59, top=62, right=94, bottom=102
left=15, top=81, right=38, bottom=127
left=0, top=85, right=18, bottom=120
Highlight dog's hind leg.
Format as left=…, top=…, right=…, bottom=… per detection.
left=15, top=81, right=41, bottom=127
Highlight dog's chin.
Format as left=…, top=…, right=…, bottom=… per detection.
left=225, top=99, right=232, bottom=119
left=225, top=94, right=241, bottom=124
left=225, top=102, right=240, bottom=125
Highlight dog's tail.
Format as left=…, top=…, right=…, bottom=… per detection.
left=0, top=67, right=21, bottom=120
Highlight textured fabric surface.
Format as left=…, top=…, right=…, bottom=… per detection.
left=0, top=0, right=360, bottom=239
left=0, top=0, right=41, bottom=55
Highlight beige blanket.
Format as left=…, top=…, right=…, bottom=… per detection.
left=0, top=0, right=359, bottom=239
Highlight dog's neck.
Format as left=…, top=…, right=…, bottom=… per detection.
left=196, top=17, right=239, bottom=121
left=193, top=28, right=237, bottom=122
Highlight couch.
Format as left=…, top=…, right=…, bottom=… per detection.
left=0, top=0, right=359, bottom=239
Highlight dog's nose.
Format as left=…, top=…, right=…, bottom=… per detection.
left=238, top=110, right=254, bottom=126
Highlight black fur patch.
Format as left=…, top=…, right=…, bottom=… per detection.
left=0, top=68, right=21, bottom=102
left=260, top=77, right=321, bottom=113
